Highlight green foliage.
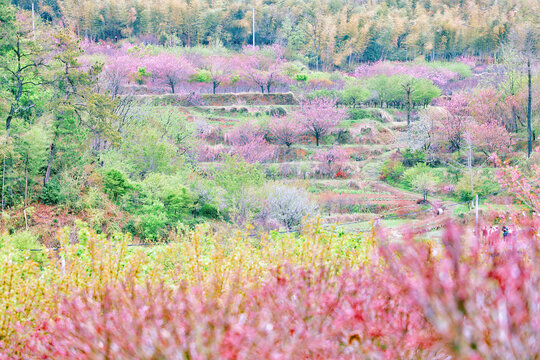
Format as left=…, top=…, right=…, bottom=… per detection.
left=367, top=75, right=405, bottom=105
left=426, top=61, right=473, bottom=78
left=347, top=108, right=374, bottom=120
left=198, top=203, right=220, bottom=219
left=380, top=160, right=405, bottom=184
left=340, top=86, right=370, bottom=107
left=455, top=170, right=500, bottom=202
left=103, top=169, right=131, bottom=201
left=402, top=149, right=426, bottom=167
left=40, top=178, right=62, bottom=205
left=308, top=89, right=338, bottom=100
left=163, top=186, right=197, bottom=222
left=191, top=69, right=212, bottom=83
left=138, top=211, right=169, bottom=242
left=410, top=172, right=438, bottom=200
left=295, top=74, right=308, bottom=82
left=211, top=155, right=265, bottom=224
left=134, top=67, right=151, bottom=85
left=0, top=231, right=46, bottom=265
left=403, top=164, right=437, bottom=188
left=410, top=78, right=441, bottom=106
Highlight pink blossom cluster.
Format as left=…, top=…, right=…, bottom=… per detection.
left=456, top=56, right=479, bottom=68
left=433, top=89, right=516, bottom=155
left=224, top=122, right=277, bottom=163
left=295, top=97, right=348, bottom=146
left=354, top=61, right=458, bottom=88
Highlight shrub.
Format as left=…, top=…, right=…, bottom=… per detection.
left=40, top=178, right=62, bottom=205
left=335, top=170, right=348, bottom=179
left=402, top=149, right=426, bottom=167
left=266, top=107, right=287, bottom=117
left=0, top=231, right=46, bottom=265
left=163, top=186, right=197, bottom=222
left=138, top=211, right=168, bottom=241
left=198, top=203, right=220, bottom=219
left=295, top=73, right=308, bottom=81
left=379, top=160, right=405, bottom=184
left=133, top=66, right=151, bottom=85
left=347, top=108, right=373, bottom=120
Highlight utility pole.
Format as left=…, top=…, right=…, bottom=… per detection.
left=32, top=2, right=35, bottom=39
left=252, top=7, right=255, bottom=47
left=527, top=57, right=533, bottom=157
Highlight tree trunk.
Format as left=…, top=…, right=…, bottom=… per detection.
left=213, top=82, right=217, bottom=94
left=527, top=58, right=533, bottom=158
left=24, top=152, right=28, bottom=230
left=1, top=155, right=5, bottom=211
left=315, top=133, right=320, bottom=146
left=406, top=86, right=412, bottom=128
left=468, top=138, right=474, bottom=195
left=44, top=143, right=56, bottom=186
left=24, top=152, right=28, bottom=209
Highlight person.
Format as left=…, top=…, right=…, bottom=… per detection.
left=502, top=225, right=509, bottom=238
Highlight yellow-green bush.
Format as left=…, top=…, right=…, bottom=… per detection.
left=0, top=220, right=375, bottom=342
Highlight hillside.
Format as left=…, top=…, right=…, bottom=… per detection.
left=0, top=0, right=539, bottom=358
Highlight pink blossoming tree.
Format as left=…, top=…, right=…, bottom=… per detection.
left=295, top=97, right=347, bottom=146
left=145, top=53, right=195, bottom=94
left=268, top=116, right=302, bottom=148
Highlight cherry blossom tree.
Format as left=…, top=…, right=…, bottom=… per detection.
left=202, top=55, right=236, bottom=94
left=437, top=92, right=471, bottom=152
left=267, top=186, right=317, bottom=230
left=467, top=88, right=511, bottom=128
left=225, top=122, right=276, bottom=163
left=468, top=121, right=513, bottom=156
left=295, top=97, right=347, bottom=146
left=101, top=55, right=137, bottom=97
left=492, top=151, right=540, bottom=213
left=268, top=116, right=302, bottom=148
left=145, top=53, right=195, bottom=94
left=313, top=146, right=349, bottom=177
left=241, top=46, right=288, bottom=93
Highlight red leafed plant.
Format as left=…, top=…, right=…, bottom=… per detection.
left=492, top=152, right=540, bottom=214
left=378, top=219, right=540, bottom=360
left=335, top=170, right=348, bottom=179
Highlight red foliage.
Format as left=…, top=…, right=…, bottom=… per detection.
left=335, top=170, right=347, bottom=179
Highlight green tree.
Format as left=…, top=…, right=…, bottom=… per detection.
left=212, top=154, right=264, bottom=224
left=103, top=169, right=131, bottom=201
left=0, top=6, right=48, bottom=209
left=340, top=85, right=370, bottom=108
